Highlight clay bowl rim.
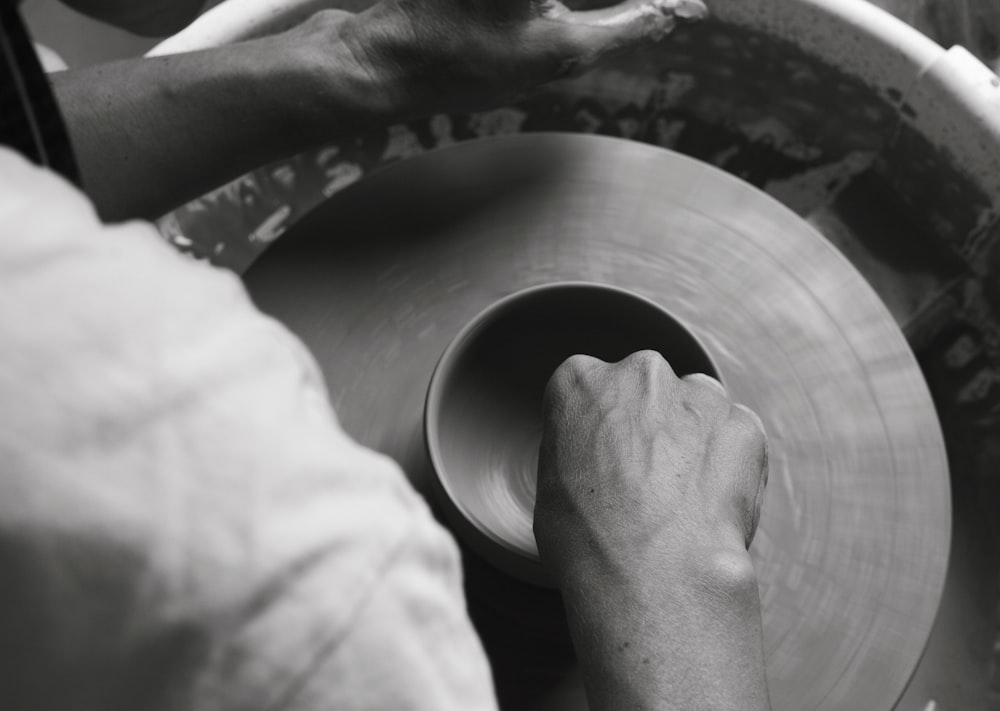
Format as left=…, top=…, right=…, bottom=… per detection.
left=423, top=280, right=724, bottom=585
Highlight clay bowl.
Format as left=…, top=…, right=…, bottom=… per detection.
left=424, top=281, right=719, bottom=587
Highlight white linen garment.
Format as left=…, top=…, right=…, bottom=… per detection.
left=0, top=146, right=498, bottom=711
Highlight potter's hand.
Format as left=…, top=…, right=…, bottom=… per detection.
left=56, top=0, right=706, bottom=222
left=535, top=350, right=772, bottom=711
left=341, top=0, right=708, bottom=114
left=535, top=349, right=767, bottom=578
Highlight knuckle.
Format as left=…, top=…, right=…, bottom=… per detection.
left=541, top=373, right=565, bottom=413
left=727, top=403, right=768, bottom=474
left=619, top=350, right=679, bottom=393
left=544, top=354, right=599, bottom=402
left=679, top=373, right=729, bottom=423
left=559, top=353, right=601, bottom=380
left=629, top=348, right=663, bottom=363
left=729, top=403, right=766, bottom=441
left=621, top=349, right=670, bottom=373
left=682, top=372, right=729, bottom=397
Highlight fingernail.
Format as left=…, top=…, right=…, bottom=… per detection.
left=673, top=0, right=709, bottom=21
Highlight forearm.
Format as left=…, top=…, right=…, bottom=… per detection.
left=561, top=548, right=771, bottom=711
left=51, top=12, right=394, bottom=222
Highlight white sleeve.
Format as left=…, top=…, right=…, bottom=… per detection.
left=0, top=147, right=498, bottom=711
left=267, top=501, right=500, bottom=711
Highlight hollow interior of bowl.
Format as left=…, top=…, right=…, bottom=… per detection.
left=431, top=283, right=719, bottom=563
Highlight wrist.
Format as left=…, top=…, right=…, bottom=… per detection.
left=544, top=516, right=758, bottom=601
left=563, top=549, right=769, bottom=709
left=308, top=3, right=506, bottom=121
left=262, top=9, right=408, bottom=147
left=559, top=545, right=765, bottom=711
left=555, top=542, right=761, bottom=626
left=289, top=8, right=421, bottom=132
left=679, top=546, right=762, bottom=613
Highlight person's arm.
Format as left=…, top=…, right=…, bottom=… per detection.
left=558, top=546, right=769, bottom=711
left=0, top=146, right=499, bottom=711
left=535, top=352, right=771, bottom=711
left=50, top=0, right=707, bottom=222
left=51, top=13, right=386, bottom=222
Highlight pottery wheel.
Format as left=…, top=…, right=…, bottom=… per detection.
left=243, top=133, right=951, bottom=711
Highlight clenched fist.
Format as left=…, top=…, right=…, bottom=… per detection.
left=337, top=0, right=709, bottom=114
left=535, top=350, right=767, bottom=582
left=534, top=350, right=771, bottom=711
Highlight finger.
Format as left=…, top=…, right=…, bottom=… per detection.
left=673, top=371, right=728, bottom=428
left=543, top=353, right=605, bottom=410
left=555, top=0, right=708, bottom=57
left=617, top=350, right=682, bottom=395
left=555, top=352, right=605, bottom=377
left=727, top=402, right=768, bottom=546
left=730, top=403, right=767, bottom=445
left=568, top=0, right=709, bottom=29
left=681, top=372, right=728, bottom=396
left=728, top=403, right=767, bottom=477
left=617, top=349, right=674, bottom=371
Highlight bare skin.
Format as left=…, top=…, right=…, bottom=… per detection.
left=536, top=351, right=771, bottom=711
left=49, top=0, right=707, bottom=221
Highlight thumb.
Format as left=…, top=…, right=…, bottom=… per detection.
left=552, top=0, right=708, bottom=60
